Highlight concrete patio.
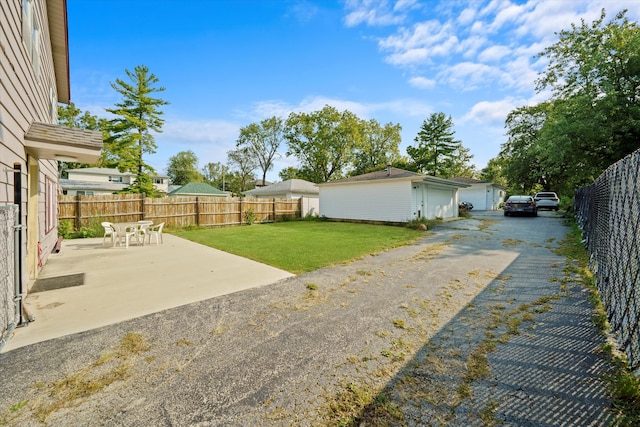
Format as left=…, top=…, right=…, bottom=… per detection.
left=2, top=234, right=294, bottom=352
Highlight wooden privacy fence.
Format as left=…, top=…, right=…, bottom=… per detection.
left=58, top=194, right=302, bottom=230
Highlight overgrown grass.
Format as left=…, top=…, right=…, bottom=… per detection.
left=173, top=221, right=424, bottom=274
left=2, top=332, right=150, bottom=424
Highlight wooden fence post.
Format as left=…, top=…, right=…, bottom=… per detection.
left=141, top=193, right=146, bottom=220
left=239, top=198, right=243, bottom=225
left=273, top=198, right=277, bottom=222
left=75, top=194, right=81, bottom=230
left=195, top=196, right=200, bottom=226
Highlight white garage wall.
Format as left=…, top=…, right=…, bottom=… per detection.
left=320, top=180, right=412, bottom=222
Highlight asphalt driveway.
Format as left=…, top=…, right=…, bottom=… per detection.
left=0, top=212, right=615, bottom=426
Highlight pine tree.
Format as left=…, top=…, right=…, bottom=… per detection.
left=407, top=113, right=472, bottom=178
left=105, top=65, right=169, bottom=194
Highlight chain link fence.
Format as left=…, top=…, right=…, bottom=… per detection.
left=575, top=149, right=640, bottom=371
left=0, top=205, right=17, bottom=346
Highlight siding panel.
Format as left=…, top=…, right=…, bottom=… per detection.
left=320, top=180, right=412, bottom=222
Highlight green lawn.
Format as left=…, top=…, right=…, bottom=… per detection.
left=172, top=220, right=424, bottom=274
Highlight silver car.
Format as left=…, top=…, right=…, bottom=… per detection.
left=534, top=192, right=560, bottom=211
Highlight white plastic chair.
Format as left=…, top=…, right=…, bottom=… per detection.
left=136, top=220, right=153, bottom=245
left=101, top=222, right=116, bottom=247
left=119, top=224, right=139, bottom=249
left=146, top=222, right=164, bottom=245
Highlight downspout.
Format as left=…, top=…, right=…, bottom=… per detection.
left=12, top=164, right=28, bottom=328
left=0, top=165, right=29, bottom=351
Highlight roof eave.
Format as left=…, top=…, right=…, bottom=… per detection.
left=25, top=122, right=103, bottom=164
left=47, top=0, right=70, bottom=104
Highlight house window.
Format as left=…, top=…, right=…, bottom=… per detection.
left=45, top=176, right=56, bottom=233
left=22, top=0, right=40, bottom=74
left=109, top=176, right=123, bottom=183
left=153, top=178, right=163, bottom=184
left=77, top=191, right=94, bottom=196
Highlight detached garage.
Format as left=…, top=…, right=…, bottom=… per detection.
left=318, top=167, right=469, bottom=223
left=451, top=177, right=506, bottom=211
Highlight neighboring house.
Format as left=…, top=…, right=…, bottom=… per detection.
left=61, top=167, right=169, bottom=195
left=450, top=177, right=506, bottom=211
left=167, top=182, right=228, bottom=197
left=0, top=0, right=102, bottom=329
left=318, top=167, right=470, bottom=222
left=244, top=179, right=320, bottom=216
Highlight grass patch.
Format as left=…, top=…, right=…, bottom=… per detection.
left=4, top=332, right=151, bottom=424
left=173, top=221, right=423, bottom=274
left=325, top=382, right=403, bottom=426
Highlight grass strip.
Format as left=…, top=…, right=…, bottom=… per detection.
left=173, top=220, right=424, bottom=273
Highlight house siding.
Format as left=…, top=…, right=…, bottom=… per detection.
left=1, top=0, right=65, bottom=282
left=320, top=180, right=412, bottom=223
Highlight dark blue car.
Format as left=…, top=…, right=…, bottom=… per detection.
left=503, top=195, right=537, bottom=217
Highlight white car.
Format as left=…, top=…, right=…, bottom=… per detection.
left=534, top=192, right=560, bottom=211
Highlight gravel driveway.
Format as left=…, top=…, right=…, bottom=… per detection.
left=0, top=211, right=614, bottom=426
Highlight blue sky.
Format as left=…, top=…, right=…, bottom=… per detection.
left=66, top=0, right=640, bottom=181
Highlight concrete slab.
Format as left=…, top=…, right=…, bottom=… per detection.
left=3, top=234, right=294, bottom=351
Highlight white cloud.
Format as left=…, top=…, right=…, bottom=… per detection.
left=478, top=45, right=511, bottom=62
left=438, top=62, right=503, bottom=91
left=461, top=98, right=521, bottom=124
left=408, top=76, right=436, bottom=89
left=379, top=20, right=454, bottom=63
left=286, top=1, right=319, bottom=23
left=344, top=0, right=411, bottom=27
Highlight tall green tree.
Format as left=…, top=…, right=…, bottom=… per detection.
left=351, top=119, right=402, bottom=176
left=202, top=162, right=229, bottom=191
left=227, top=147, right=257, bottom=193
left=166, top=150, right=203, bottom=186
left=499, top=9, right=640, bottom=195
left=236, top=116, right=283, bottom=186
left=278, top=166, right=301, bottom=181
left=479, top=157, right=508, bottom=189
left=406, top=112, right=472, bottom=178
left=284, top=105, right=361, bottom=183
left=57, top=103, right=107, bottom=176
left=104, top=65, right=169, bottom=195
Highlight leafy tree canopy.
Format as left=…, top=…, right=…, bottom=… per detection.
left=202, top=162, right=229, bottom=191
left=284, top=105, right=362, bottom=183
left=57, top=103, right=107, bottom=176
left=499, top=9, right=640, bottom=195
left=166, top=150, right=204, bottom=186
left=351, top=119, right=402, bottom=176
left=227, top=147, right=257, bottom=194
left=237, top=116, right=284, bottom=187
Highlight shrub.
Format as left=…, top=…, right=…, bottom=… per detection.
left=58, top=220, right=74, bottom=238
left=244, top=208, right=256, bottom=225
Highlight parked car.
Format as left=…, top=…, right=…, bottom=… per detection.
left=534, top=192, right=560, bottom=211
left=503, top=195, right=537, bottom=217
left=458, top=201, right=473, bottom=211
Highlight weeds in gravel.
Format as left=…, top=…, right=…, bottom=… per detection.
left=556, top=219, right=640, bottom=425
left=1, top=332, right=151, bottom=424
left=326, top=382, right=402, bottom=426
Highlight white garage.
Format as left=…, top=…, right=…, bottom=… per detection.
left=319, top=167, right=469, bottom=223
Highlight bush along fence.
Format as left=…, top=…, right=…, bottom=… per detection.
left=574, top=148, right=640, bottom=372
left=58, top=194, right=302, bottom=231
